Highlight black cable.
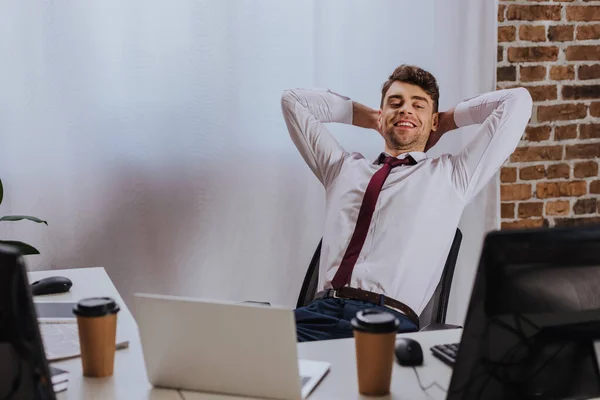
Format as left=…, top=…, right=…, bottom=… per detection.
left=412, top=366, right=447, bottom=399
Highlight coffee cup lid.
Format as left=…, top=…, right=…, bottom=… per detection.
left=73, top=297, right=120, bottom=317
left=351, top=309, right=399, bottom=333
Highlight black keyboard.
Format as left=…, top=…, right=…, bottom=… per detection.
left=431, top=342, right=459, bottom=366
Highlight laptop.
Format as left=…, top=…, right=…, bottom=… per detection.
left=134, top=293, right=330, bottom=400
left=0, top=244, right=56, bottom=399
left=440, top=226, right=600, bottom=399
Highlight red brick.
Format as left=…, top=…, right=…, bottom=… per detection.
left=521, top=66, right=547, bottom=82
left=501, top=184, right=532, bottom=201
left=580, top=124, right=600, bottom=139
left=501, top=167, right=517, bottom=183
left=555, top=125, right=578, bottom=141
left=574, top=161, right=598, bottom=178
left=497, top=66, right=517, bottom=82
left=526, top=85, right=557, bottom=102
left=578, top=65, right=600, bottom=80
left=501, top=203, right=515, bottom=219
left=590, top=102, right=600, bottom=117
left=508, top=47, right=559, bottom=62
left=510, top=146, right=563, bottom=162
left=590, top=181, right=600, bottom=194
left=548, top=25, right=574, bottom=42
left=591, top=180, right=600, bottom=194
left=574, top=198, right=597, bottom=214
left=567, top=6, right=600, bottom=21
left=555, top=217, right=600, bottom=227
left=519, top=25, right=547, bottom=42
left=499, top=26, right=517, bottom=42
left=546, top=200, right=570, bottom=216
left=577, top=25, right=600, bottom=40
left=547, top=163, right=571, bottom=179
left=508, top=5, right=562, bottom=21
left=520, top=165, right=546, bottom=180
left=536, top=181, right=587, bottom=198
left=549, top=65, right=574, bottom=81
left=502, top=219, right=548, bottom=230
left=498, top=4, right=506, bottom=23
left=538, top=104, right=587, bottom=122
left=566, top=46, right=600, bottom=61
left=566, top=143, right=600, bottom=159
left=563, top=85, right=600, bottom=100
left=498, top=46, right=503, bottom=62
left=518, top=202, right=544, bottom=218
left=519, top=65, right=546, bottom=82
left=525, top=125, right=551, bottom=142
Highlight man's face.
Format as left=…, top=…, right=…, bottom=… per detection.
left=378, top=81, right=438, bottom=153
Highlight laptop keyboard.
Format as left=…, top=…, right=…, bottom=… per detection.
left=430, top=342, right=459, bottom=366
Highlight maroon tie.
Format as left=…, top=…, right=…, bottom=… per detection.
left=330, top=153, right=417, bottom=290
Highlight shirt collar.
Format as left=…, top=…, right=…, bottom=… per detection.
left=372, top=151, right=427, bottom=165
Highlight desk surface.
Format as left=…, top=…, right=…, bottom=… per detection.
left=31, top=267, right=460, bottom=400
left=30, top=267, right=180, bottom=400
left=181, top=329, right=461, bottom=400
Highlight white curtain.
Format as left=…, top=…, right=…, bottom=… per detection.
left=0, top=0, right=497, bottom=324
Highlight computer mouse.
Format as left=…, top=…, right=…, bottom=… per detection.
left=395, top=337, right=423, bottom=366
left=30, top=276, right=73, bottom=296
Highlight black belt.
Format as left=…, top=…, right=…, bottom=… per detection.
left=314, top=287, right=419, bottom=328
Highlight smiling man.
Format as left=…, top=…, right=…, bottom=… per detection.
left=281, top=65, right=532, bottom=342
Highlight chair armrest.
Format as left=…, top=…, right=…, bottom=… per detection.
left=419, top=323, right=462, bottom=332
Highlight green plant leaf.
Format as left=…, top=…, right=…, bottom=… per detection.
left=0, top=178, right=3, bottom=205
left=0, top=215, right=48, bottom=225
left=0, top=240, right=40, bottom=255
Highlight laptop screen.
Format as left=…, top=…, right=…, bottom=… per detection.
left=447, top=226, right=600, bottom=400
left=0, top=245, right=55, bottom=400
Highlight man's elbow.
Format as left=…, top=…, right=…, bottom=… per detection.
left=509, top=87, right=533, bottom=110
left=281, top=89, right=299, bottom=111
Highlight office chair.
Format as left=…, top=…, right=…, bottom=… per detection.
left=296, top=228, right=463, bottom=331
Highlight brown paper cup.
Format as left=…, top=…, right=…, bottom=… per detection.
left=354, top=330, right=396, bottom=396
left=73, top=297, right=120, bottom=378
left=76, top=313, right=118, bottom=377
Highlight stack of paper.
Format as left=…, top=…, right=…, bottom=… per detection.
left=49, top=365, right=69, bottom=393
left=39, top=322, right=129, bottom=362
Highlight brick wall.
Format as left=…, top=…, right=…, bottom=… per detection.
left=497, top=1, right=600, bottom=229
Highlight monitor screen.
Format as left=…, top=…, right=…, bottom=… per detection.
left=448, top=226, right=600, bottom=400
left=0, top=245, right=55, bottom=400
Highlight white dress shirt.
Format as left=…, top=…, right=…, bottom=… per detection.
left=281, top=87, right=532, bottom=314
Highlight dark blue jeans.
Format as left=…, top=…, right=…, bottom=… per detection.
left=294, top=298, right=418, bottom=342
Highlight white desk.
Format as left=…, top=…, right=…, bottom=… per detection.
left=31, top=267, right=460, bottom=400
left=295, top=329, right=460, bottom=400
left=30, top=267, right=180, bottom=400
left=181, top=330, right=461, bottom=400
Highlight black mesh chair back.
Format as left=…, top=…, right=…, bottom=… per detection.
left=417, top=228, right=462, bottom=327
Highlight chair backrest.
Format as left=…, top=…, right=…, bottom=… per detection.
left=295, top=229, right=463, bottom=327
left=417, top=228, right=462, bottom=327
left=296, top=239, right=322, bottom=309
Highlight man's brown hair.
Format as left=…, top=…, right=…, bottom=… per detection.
left=380, top=65, right=440, bottom=112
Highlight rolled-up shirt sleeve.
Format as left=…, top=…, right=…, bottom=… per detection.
left=281, top=88, right=352, bottom=188
left=450, top=87, right=533, bottom=202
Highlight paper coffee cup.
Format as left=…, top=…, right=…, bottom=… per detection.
left=73, top=297, right=120, bottom=377
left=351, top=309, right=399, bottom=396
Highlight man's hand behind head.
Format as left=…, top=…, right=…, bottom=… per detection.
left=424, top=109, right=457, bottom=152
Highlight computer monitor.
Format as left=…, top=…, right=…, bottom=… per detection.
left=0, top=244, right=55, bottom=400
left=448, top=225, right=600, bottom=400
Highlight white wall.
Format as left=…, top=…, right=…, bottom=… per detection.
left=0, top=0, right=496, bottom=324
